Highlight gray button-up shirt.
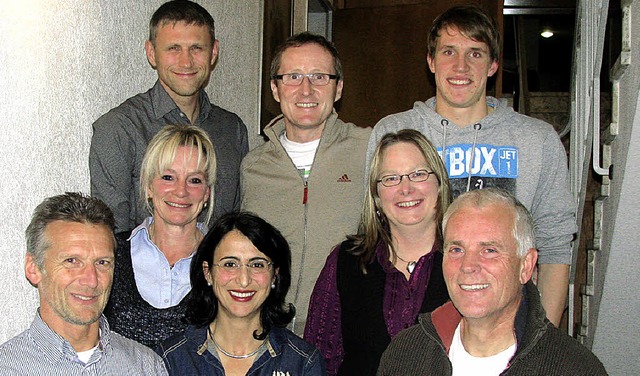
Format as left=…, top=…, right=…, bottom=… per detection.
left=90, top=80, right=249, bottom=232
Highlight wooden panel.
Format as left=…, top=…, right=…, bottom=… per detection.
left=338, top=0, right=429, bottom=9
left=261, top=0, right=292, bottom=130
left=333, top=0, right=502, bottom=128
left=337, top=0, right=500, bottom=11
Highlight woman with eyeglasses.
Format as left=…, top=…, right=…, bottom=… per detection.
left=104, top=124, right=215, bottom=348
left=156, top=212, right=325, bottom=375
left=304, top=129, right=452, bottom=375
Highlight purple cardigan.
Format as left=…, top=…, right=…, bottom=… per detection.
left=303, top=240, right=438, bottom=375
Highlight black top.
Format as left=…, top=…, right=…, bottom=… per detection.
left=336, top=240, right=449, bottom=376
left=104, top=232, right=190, bottom=348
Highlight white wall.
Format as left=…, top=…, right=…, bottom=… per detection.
left=591, top=1, right=640, bottom=374
left=0, top=0, right=262, bottom=343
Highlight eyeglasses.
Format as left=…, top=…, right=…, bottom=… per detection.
left=377, top=169, right=435, bottom=187
left=211, top=259, right=273, bottom=276
left=272, top=73, right=338, bottom=86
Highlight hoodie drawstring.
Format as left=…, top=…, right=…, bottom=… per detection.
left=466, top=123, right=482, bottom=192
left=440, top=118, right=483, bottom=192
left=440, top=119, right=449, bottom=165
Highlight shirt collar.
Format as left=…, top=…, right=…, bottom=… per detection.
left=149, top=80, right=212, bottom=122
left=129, top=216, right=153, bottom=241
left=129, top=216, right=206, bottom=241
left=196, top=326, right=278, bottom=360
left=30, top=311, right=112, bottom=365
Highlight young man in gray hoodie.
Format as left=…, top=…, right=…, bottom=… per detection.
left=366, top=5, right=575, bottom=326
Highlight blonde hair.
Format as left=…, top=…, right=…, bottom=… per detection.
left=140, top=125, right=216, bottom=225
left=351, top=129, right=451, bottom=271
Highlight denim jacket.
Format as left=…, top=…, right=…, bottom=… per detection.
left=156, top=325, right=325, bottom=375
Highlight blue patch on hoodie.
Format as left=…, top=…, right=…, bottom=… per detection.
left=437, top=143, right=519, bottom=198
left=438, top=143, right=519, bottom=178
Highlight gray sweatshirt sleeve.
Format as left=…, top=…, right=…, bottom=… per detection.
left=528, top=129, right=576, bottom=265
left=366, top=116, right=407, bottom=178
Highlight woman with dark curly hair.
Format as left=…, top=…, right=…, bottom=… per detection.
left=156, top=212, right=325, bottom=375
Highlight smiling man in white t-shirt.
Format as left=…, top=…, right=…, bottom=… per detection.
left=377, top=188, right=606, bottom=375
left=240, top=33, right=371, bottom=334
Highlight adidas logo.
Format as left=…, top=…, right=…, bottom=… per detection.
left=337, top=174, right=351, bottom=183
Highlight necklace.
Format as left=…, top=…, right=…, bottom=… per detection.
left=395, top=253, right=417, bottom=274
left=208, top=326, right=267, bottom=359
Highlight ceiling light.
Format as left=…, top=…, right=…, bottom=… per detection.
left=541, top=30, right=554, bottom=38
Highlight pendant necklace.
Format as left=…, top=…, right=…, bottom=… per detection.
left=208, top=326, right=267, bottom=359
left=395, top=253, right=417, bottom=274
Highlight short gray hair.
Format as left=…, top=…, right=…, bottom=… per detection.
left=442, top=188, right=535, bottom=257
left=25, top=192, right=115, bottom=269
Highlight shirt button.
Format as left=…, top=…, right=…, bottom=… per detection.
left=180, top=113, right=185, bottom=118
left=164, top=299, right=169, bottom=303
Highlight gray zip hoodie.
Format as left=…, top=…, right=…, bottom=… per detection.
left=367, top=97, right=576, bottom=264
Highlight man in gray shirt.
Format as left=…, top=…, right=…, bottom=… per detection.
left=90, top=0, right=248, bottom=232
left=0, top=192, right=167, bottom=375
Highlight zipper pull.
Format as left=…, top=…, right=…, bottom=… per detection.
left=303, top=182, right=308, bottom=204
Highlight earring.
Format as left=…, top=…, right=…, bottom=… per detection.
left=271, top=283, right=276, bottom=289
left=207, top=282, right=211, bottom=286
left=203, top=202, right=208, bottom=208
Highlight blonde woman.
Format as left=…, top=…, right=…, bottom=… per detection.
left=305, top=129, right=451, bottom=375
left=105, top=124, right=216, bottom=348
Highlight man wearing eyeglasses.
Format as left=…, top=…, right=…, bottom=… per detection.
left=240, top=32, right=371, bottom=335
left=366, top=5, right=576, bottom=327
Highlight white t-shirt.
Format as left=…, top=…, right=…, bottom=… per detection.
left=280, top=132, right=319, bottom=182
left=449, top=323, right=516, bottom=376
left=76, top=345, right=98, bottom=364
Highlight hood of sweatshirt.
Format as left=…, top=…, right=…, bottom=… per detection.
left=411, top=96, right=512, bottom=136
left=408, top=96, right=518, bottom=194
